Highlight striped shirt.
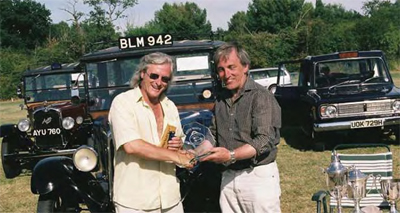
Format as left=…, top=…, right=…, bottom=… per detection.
left=211, top=77, right=281, bottom=170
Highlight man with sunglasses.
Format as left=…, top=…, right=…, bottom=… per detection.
left=109, top=52, right=194, bottom=213
left=201, top=42, right=282, bottom=212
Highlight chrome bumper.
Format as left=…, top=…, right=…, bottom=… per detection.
left=314, top=116, right=400, bottom=132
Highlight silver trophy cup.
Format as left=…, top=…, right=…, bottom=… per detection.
left=347, top=165, right=377, bottom=213
left=379, top=179, right=400, bottom=213
left=323, top=151, right=348, bottom=213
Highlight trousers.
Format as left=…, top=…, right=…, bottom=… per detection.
left=220, top=161, right=281, bottom=213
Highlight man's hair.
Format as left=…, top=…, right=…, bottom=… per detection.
left=213, top=42, right=251, bottom=70
left=130, top=52, right=174, bottom=88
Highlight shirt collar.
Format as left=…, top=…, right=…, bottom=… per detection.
left=132, top=86, right=169, bottom=107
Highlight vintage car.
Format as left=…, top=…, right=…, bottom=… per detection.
left=275, top=50, right=400, bottom=145
left=249, top=67, right=292, bottom=93
left=30, top=34, right=224, bottom=212
left=0, top=62, right=91, bottom=179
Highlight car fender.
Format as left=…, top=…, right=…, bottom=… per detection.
left=31, top=156, right=110, bottom=210
left=31, top=156, right=77, bottom=195
left=0, top=124, right=18, bottom=137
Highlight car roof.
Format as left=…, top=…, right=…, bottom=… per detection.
left=249, top=67, right=279, bottom=72
left=22, top=62, right=82, bottom=77
left=81, top=39, right=225, bottom=62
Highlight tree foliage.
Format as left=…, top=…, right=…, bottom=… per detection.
left=246, top=0, right=305, bottom=33
left=151, top=2, right=212, bottom=39
left=0, top=0, right=51, bottom=50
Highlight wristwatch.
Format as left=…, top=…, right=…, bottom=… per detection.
left=223, top=150, right=236, bottom=166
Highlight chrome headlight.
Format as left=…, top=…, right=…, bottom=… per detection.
left=392, top=100, right=400, bottom=111
left=62, top=117, right=75, bottom=130
left=73, top=146, right=98, bottom=172
left=202, top=89, right=212, bottom=99
left=75, top=116, right=83, bottom=125
left=17, top=119, right=31, bottom=132
left=320, top=105, right=338, bottom=118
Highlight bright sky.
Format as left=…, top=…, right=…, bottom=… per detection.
left=36, top=0, right=369, bottom=31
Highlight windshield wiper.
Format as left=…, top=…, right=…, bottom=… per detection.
left=328, top=80, right=361, bottom=92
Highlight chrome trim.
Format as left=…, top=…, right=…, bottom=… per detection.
left=314, top=116, right=400, bottom=132
left=320, top=99, right=400, bottom=119
left=3, top=149, right=76, bottom=159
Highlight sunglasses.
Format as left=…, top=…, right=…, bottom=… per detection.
left=145, top=72, right=171, bottom=83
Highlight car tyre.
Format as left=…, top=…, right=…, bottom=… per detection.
left=1, top=137, right=21, bottom=178
left=37, top=192, right=62, bottom=213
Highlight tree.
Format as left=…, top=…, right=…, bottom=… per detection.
left=246, top=0, right=305, bottom=33
left=356, top=0, right=400, bottom=57
left=228, top=11, right=250, bottom=34
left=0, top=48, right=33, bottom=99
left=83, top=0, right=138, bottom=24
left=0, top=0, right=51, bottom=50
left=152, top=2, right=212, bottom=40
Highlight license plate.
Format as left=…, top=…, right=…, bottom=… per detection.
left=33, top=128, right=61, bottom=136
left=350, top=119, right=384, bottom=129
left=119, top=34, right=173, bottom=50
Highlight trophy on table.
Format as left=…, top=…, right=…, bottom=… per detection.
left=346, top=165, right=378, bottom=213
left=182, top=122, right=216, bottom=164
left=323, top=151, right=348, bottom=213
left=378, top=179, right=400, bottom=213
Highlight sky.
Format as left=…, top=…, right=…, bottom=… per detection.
left=36, top=0, right=369, bottom=31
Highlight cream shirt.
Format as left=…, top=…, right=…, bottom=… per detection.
left=109, top=87, right=184, bottom=210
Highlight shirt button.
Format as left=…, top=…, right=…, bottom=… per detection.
left=229, top=128, right=232, bottom=131
left=230, top=113, right=234, bottom=116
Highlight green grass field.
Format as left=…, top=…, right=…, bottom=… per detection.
left=1, top=76, right=400, bottom=212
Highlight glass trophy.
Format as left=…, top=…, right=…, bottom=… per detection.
left=182, top=122, right=216, bottom=163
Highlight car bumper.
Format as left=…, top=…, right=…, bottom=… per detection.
left=313, top=116, right=400, bottom=132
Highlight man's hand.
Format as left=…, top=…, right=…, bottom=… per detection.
left=199, top=147, right=230, bottom=164
left=175, top=150, right=196, bottom=169
left=167, top=136, right=183, bottom=151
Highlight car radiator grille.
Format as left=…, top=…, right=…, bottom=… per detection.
left=337, top=100, right=392, bottom=115
left=33, top=108, right=64, bottom=149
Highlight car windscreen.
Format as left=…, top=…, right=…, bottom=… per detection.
left=314, top=58, right=390, bottom=88
left=86, top=52, right=214, bottom=111
left=24, top=72, right=85, bottom=103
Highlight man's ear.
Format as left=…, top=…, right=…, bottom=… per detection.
left=244, top=64, right=249, bottom=75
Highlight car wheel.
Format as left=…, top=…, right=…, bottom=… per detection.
left=37, top=193, right=61, bottom=213
left=268, top=84, right=277, bottom=93
left=37, top=192, right=78, bottom=213
left=1, top=137, right=21, bottom=178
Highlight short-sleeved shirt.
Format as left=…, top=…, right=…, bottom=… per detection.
left=109, top=87, right=184, bottom=210
left=211, top=77, right=281, bottom=170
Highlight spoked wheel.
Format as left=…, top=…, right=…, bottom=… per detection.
left=37, top=192, right=80, bottom=213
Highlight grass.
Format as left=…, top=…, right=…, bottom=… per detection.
left=1, top=70, right=400, bottom=212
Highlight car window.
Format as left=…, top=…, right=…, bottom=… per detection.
left=250, top=71, right=269, bottom=80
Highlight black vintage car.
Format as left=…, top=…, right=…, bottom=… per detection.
left=29, top=34, right=224, bottom=212
left=275, top=50, right=400, bottom=145
left=0, top=63, right=92, bottom=179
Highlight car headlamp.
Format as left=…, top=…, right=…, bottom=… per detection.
left=202, top=89, right=212, bottom=99
left=75, top=116, right=83, bottom=125
left=17, top=119, right=31, bottom=132
left=73, top=146, right=98, bottom=172
left=320, top=105, right=338, bottom=118
left=392, top=100, right=400, bottom=111
left=62, top=117, right=75, bottom=130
